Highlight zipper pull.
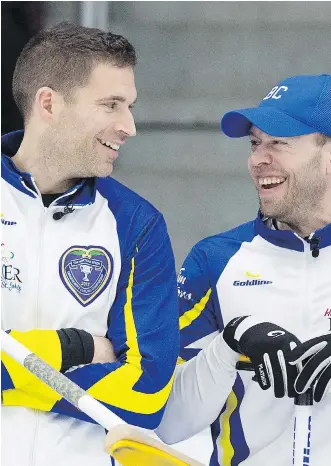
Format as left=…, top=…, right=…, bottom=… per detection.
left=305, top=236, right=320, bottom=258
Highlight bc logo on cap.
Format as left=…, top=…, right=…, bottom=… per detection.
left=263, top=86, right=288, bottom=100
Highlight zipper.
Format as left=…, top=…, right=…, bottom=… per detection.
left=28, top=178, right=47, bottom=466
left=306, top=232, right=320, bottom=258
left=302, top=239, right=312, bottom=342
left=30, top=177, right=47, bottom=329
left=35, top=207, right=47, bottom=327
left=291, top=233, right=313, bottom=342
left=29, top=411, right=41, bottom=466
left=20, top=177, right=90, bottom=466
left=302, top=233, right=320, bottom=342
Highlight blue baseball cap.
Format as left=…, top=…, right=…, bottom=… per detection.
left=221, top=74, right=331, bottom=138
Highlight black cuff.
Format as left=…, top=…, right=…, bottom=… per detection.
left=223, top=316, right=248, bottom=353
left=57, top=328, right=94, bottom=373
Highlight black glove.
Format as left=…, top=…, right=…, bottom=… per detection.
left=289, top=334, right=331, bottom=402
left=223, top=316, right=301, bottom=398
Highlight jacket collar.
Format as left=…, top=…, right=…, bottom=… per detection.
left=255, top=211, right=331, bottom=251
left=1, top=130, right=96, bottom=206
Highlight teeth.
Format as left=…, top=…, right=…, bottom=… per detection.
left=100, top=140, right=120, bottom=151
left=259, top=177, right=286, bottom=186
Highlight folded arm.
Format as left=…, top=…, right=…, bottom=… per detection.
left=2, top=213, right=179, bottom=429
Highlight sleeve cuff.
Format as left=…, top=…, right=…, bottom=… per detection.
left=57, top=329, right=94, bottom=372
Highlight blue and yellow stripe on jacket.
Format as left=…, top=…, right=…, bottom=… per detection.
left=2, top=212, right=179, bottom=430
left=176, top=232, right=257, bottom=465
left=1, top=329, right=64, bottom=410
left=210, top=376, right=249, bottom=466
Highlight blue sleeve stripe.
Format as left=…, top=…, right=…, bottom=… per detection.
left=51, top=396, right=165, bottom=430
left=1, top=362, right=14, bottom=390
left=219, top=376, right=250, bottom=466
left=230, top=377, right=250, bottom=465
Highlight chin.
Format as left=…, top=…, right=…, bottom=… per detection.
left=261, top=204, right=292, bottom=223
left=94, top=165, right=114, bottom=178
left=260, top=201, right=283, bottom=219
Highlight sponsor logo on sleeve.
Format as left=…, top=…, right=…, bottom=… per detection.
left=1, top=213, right=17, bottom=225
left=177, top=288, right=192, bottom=301
left=177, top=267, right=187, bottom=285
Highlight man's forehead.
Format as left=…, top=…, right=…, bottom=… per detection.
left=249, top=126, right=318, bottom=145
left=82, top=63, right=137, bottom=101
left=90, top=62, right=135, bottom=84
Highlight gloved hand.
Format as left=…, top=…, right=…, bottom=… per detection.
left=223, top=316, right=301, bottom=398
left=289, top=334, right=331, bottom=402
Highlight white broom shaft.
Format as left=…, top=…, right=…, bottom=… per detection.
left=293, top=388, right=313, bottom=466
left=2, top=329, right=30, bottom=363
left=1, top=330, right=125, bottom=431
left=293, top=405, right=312, bottom=466
left=236, top=360, right=313, bottom=466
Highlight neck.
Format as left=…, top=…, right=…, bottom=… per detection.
left=273, top=211, right=331, bottom=237
left=11, top=130, right=75, bottom=194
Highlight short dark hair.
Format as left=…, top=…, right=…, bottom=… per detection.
left=315, top=133, right=331, bottom=146
left=12, top=22, right=137, bottom=121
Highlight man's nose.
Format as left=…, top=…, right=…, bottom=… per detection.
left=250, top=147, right=272, bottom=166
left=114, top=112, right=136, bottom=137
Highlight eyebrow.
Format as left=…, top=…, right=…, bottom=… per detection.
left=95, top=95, right=137, bottom=105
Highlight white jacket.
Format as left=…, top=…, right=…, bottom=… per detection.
left=1, top=131, right=179, bottom=466
left=157, top=214, right=331, bottom=466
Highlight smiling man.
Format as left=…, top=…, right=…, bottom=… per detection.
left=1, top=22, right=179, bottom=466
left=156, top=74, right=331, bottom=466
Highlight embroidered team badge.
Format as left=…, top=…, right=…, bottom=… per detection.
left=59, top=246, right=113, bottom=306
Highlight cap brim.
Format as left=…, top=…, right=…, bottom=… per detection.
left=220, top=107, right=317, bottom=138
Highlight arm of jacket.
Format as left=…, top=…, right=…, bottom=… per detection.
left=1, top=329, right=63, bottom=402
left=155, top=243, right=239, bottom=443
left=2, top=328, right=94, bottom=400
left=2, top=213, right=180, bottom=430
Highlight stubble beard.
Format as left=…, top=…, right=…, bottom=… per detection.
left=39, top=120, right=101, bottom=181
left=259, top=152, right=327, bottom=229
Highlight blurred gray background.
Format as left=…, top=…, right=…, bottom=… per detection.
left=4, top=1, right=331, bottom=268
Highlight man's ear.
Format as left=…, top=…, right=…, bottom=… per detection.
left=34, top=87, right=64, bottom=123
